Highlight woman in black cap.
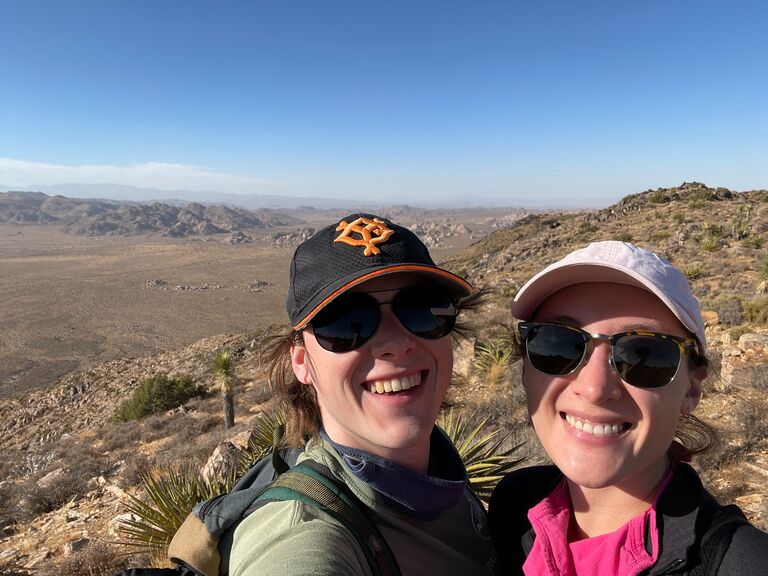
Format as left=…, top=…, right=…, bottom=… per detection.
left=230, top=214, right=497, bottom=575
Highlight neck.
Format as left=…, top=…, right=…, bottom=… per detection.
left=566, top=457, right=670, bottom=539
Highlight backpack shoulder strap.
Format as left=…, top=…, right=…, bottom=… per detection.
left=256, top=461, right=401, bottom=576
left=489, top=466, right=562, bottom=575
left=690, top=502, right=749, bottom=576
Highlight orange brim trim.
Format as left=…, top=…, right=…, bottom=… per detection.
left=292, top=264, right=473, bottom=330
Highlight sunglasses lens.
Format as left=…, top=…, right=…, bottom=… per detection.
left=525, top=324, right=587, bottom=375
left=612, top=334, right=681, bottom=388
left=393, top=288, right=457, bottom=339
left=311, top=293, right=379, bottom=352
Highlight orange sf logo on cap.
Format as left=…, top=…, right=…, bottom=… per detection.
left=334, top=217, right=395, bottom=256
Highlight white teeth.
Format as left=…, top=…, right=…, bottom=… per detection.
left=367, top=373, right=421, bottom=394
left=564, top=414, right=624, bottom=437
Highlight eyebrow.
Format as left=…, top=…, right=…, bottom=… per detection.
left=536, top=316, right=670, bottom=334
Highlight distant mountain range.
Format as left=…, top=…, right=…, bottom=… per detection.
left=0, top=191, right=301, bottom=236
left=0, top=183, right=385, bottom=210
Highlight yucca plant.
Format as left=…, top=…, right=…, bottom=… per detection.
left=438, top=407, right=526, bottom=503
left=473, top=329, right=516, bottom=386
left=118, top=406, right=524, bottom=557
left=237, top=408, right=287, bottom=476
left=213, top=350, right=235, bottom=428
left=117, top=464, right=235, bottom=554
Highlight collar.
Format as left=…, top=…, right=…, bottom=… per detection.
left=320, top=427, right=467, bottom=519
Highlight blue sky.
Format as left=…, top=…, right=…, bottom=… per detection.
left=1, top=0, right=766, bottom=208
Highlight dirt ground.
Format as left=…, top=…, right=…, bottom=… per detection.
left=0, top=225, right=299, bottom=398
left=0, top=214, right=478, bottom=399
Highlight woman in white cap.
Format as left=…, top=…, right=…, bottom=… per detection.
left=489, top=241, right=768, bottom=575
left=226, top=214, right=497, bottom=575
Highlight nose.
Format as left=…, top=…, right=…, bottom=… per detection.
left=367, top=304, right=415, bottom=358
left=568, top=340, right=623, bottom=403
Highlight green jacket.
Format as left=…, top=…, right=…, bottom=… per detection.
left=230, top=435, right=498, bottom=576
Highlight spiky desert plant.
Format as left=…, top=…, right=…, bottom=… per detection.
left=117, top=464, right=235, bottom=554
left=213, top=350, right=235, bottom=428
left=437, top=408, right=526, bottom=503
left=237, top=408, right=287, bottom=476
left=473, top=332, right=516, bottom=386
left=116, top=409, right=285, bottom=557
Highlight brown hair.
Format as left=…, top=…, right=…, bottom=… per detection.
left=674, top=351, right=719, bottom=459
left=261, top=288, right=489, bottom=448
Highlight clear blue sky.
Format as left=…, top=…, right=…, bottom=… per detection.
left=1, top=0, right=766, bottom=207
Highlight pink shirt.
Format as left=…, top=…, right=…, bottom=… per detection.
left=522, top=472, right=673, bottom=576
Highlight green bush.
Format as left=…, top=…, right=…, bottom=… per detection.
left=729, top=325, right=751, bottom=342
left=742, top=235, right=764, bottom=249
left=759, top=253, right=768, bottom=281
left=682, top=263, right=704, bottom=280
left=743, top=296, right=768, bottom=325
left=649, top=190, right=667, bottom=204
left=615, top=232, right=633, bottom=243
left=115, top=373, right=205, bottom=422
left=701, top=238, right=720, bottom=252
left=705, top=223, right=725, bottom=239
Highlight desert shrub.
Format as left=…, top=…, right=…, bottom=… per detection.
left=119, top=453, right=155, bottom=488
left=37, top=541, right=131, bottom=576
left=718, top=298, right=744, bottom=326
left=98, top=420, right=143, bottom=453
left=578, top=221, right=598, bottom=234
left=649, top=190, right=668, bottom=204
left=17, top=472, right=83, bottom=516
left=701, top=237, right=720, bottom=252
left=615, top=232, right=633, bottom=243
left=742, top=296, right=768, bottom=325
left=705, top=223, right=725, bottom=239
left=728, top=325, right=751, bottom=343
left=742, top=235, right=764, bottom=249
left=682, top=263, right=705, bottom=280
left=673, top=212, right=686, bottom=224
left=759, top=253, right=768, bottom=281
left=473, top=327, right=518, bottom=386
left=115, top=373, right=206, bottom=422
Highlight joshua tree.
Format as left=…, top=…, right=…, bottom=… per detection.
left=213, top=350, right=235, bottom=428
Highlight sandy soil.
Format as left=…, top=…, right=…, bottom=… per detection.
left=0, top=213, right=483, bottom=399
left=0, top=225, right=297, bottom=398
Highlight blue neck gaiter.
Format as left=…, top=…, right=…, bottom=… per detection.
left=320, top=427, right=467, bottom=520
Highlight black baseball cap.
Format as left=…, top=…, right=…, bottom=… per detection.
left=287, top=214, right=473, bottom=330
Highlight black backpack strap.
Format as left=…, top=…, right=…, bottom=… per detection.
left=488, top=466, right=563, bottom=576
left=257, top=461, right=401, bottom=576
left=690, top=503, right=749, bottom=576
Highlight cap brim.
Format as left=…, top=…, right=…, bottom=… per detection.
left=293, top=264, right=472, bottom=330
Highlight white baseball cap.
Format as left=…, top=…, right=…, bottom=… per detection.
left=511, top=241, right=707, bottom=355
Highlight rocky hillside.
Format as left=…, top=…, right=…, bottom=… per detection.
left=0, top=192, right=299, bottom=236
left=448, top=182, right=768, bottom=305
left=2, top=182, right=768, bottom=573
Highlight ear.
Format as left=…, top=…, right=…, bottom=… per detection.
left=290, top=343, right=313, bottom=385
left=682, top=365, right=707, bottom=415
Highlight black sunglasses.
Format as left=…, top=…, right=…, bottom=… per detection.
left=518, top=321, right=698, bottom=389
left=309, top=286, right=459, bottom=353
